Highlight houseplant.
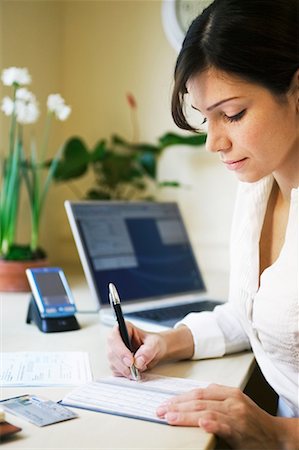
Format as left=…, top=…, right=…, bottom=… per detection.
left=53, top=93, right=207, bottom=200
left=0, top=67, right=71, bottom=291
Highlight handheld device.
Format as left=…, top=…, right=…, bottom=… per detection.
left=26, top=267, right=80, bottom=333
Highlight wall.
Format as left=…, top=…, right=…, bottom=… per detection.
left=0, top=1, right=237, bottom=289
left=0, top=0, right=65, bottom=248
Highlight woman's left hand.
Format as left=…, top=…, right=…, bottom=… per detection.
left=156, top=384, right=280, bottom=449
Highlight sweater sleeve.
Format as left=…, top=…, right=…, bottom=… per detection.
left=176, top=179, right=274, bottom=360
left=174, top=302, right=251, bottom=359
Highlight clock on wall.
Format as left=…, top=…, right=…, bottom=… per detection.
left=161, top=0, right=213, bottom=52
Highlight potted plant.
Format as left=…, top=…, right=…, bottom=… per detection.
left=53, top=93, right=207, bottom=200
left=0, top=67, right=71, bottom=291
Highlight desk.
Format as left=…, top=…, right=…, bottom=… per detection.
left=1, top=272, right=255, bottom=450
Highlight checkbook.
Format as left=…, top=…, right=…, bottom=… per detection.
left=61, top=374, right=210, bottom=424
left=0, top=395, right=77, bottom=427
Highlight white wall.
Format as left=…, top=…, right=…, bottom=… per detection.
left=0, top=1, right=238, bottom=289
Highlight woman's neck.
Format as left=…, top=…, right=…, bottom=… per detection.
left=273, top=141, right=299, bottom=200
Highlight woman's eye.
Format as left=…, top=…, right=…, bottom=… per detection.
left=225, top=109, right=246, bottom=123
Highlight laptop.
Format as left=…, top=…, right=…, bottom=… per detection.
left=65, top=200, right=223, bottom=330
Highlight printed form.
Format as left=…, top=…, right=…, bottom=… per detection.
left=1, top=352, right=92, bottom=386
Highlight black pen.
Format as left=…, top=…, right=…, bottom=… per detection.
left=109, top=283, right=140, bottom=381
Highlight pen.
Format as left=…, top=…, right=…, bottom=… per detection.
left=108, top=283, right=140, bottom=381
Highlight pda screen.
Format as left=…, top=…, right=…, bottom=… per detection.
left=34, top=272, right=71, bottom=306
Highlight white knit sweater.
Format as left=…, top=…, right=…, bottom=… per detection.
left=176, top=175, right=298, bottom=417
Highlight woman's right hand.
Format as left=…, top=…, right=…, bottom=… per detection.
left=107, top=321, right=194, bottom=379
left=107, top=322, right=168, bottom=378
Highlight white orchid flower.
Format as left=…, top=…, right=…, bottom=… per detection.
left=15, top=99, right=40, bottom=124
left=14, top=88, right=39, bottom=124
left=1, top=96, right=14, bottom=116
left=1, top=88, right=39, bottom=124
left=1, top=67, right=31, bottom=86
left=47, top=93, right=64, bottom=111
left=56, top=104, right=71, bottom=121
left=16, top=87, right=36, bottom=102
left=47, top=93, right=71, bottom=121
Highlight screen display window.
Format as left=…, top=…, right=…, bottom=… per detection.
left=71, top=202, right=205, bottom=305
left=33, top=272, right=71, bottom=307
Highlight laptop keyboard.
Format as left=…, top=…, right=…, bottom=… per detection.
left=125, top=300, right=222, bottom=328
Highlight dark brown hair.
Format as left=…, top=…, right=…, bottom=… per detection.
left=172, top=0, right=299, bottom=131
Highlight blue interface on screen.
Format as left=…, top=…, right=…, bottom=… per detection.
left=72, top=202, right=205, bottom=305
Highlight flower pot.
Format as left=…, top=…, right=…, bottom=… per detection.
left=0, top=258, right=48, bottom=292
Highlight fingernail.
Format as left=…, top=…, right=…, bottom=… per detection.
left=199, top=418, right=208, bottom=428
left=156, top=406, right=167, bottom=417
left=165, top=412, right=179, bottom=423
left=135, top=356, right=145, bottom=369
left=123, top=357, right=132, bottom=367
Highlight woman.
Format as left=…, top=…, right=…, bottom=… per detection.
left=107, top=0, right=299, bottom=447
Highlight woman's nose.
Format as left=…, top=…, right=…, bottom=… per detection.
left=205, top=123, right=231, bottom=154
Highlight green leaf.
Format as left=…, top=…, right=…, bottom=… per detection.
left=100, top=153, right=140, bottom=188
left=158, top=132, right=207, bottom=149
left=132, top=143, right=160, bottom=154
left=158, top=181, right=181, bottom=187
left=0, top=139, right=22, bottom=254
left=39, top=145, right=64, bottom=215
left=136, top=151, right=157, bottom=178
left=131, top=179, right=146, bottom=189
left=2, top=244, right=46, bottom=261
left=85, top=189, right=112, bottom=200
left=91, top=140, right=107, bottom=162
left=111, top=134, right=129, bottom=147
left=112, top=134, right=160, bottom=155
left=53, top=137, right=90, bottom=181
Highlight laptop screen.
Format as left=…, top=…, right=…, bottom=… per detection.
left=65, top=201, right=206, bottom=306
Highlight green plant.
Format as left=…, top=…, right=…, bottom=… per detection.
left=54, top=94, right=206, bottom=200
left=0, top=67, right=71, bottom=261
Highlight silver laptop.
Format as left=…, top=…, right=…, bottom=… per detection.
left=65, top=200, right=223, bottom=330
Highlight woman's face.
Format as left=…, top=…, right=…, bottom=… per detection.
left=186, top=68, right=299, bottom=184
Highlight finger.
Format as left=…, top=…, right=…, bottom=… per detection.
left=156, top=386, right=214, bottom=407
left=108, top=354, right=132, bottom=378
left=198, top=415, right=233, bottom=442
left=109, top=367, right=130, bottom=378
left=107, top=350, right=133, bottom=375
left=107, top=324, right=134, bottom=372
left=164, top=409, right=222, bottom=427
left=159, top=388, right=206, bottom=405
left=108, top=324, right=134, bottom=358
left=199, top=383, right=239, bottom=401
left=165, top=410, right=204, bottom=427
left=110, top=323, right=149, bottom=372
left=133, top=344, right=151, bottom=370
left=130, top=323, right=147, bottom=350
left=133, top=335, right=161, bottom=370
left=156, top=399, right=224, bottom=418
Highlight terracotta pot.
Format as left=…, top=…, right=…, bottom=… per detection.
left=0, top=258, right=48, bottom=292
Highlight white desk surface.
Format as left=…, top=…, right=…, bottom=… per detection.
left=0, top=270, right=255, bottom=450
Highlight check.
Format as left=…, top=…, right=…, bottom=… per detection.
left=61, top=373, right=209, bottom=424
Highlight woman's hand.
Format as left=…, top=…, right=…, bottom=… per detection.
left=156, top=384, right=294, bottom=449
left=107, top=322, right=168, bottom=378
left=107, top=323, right=194, bottom=379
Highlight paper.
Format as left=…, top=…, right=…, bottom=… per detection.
left=0, top=352, right=92, bottom=387
left=61, top=374, right=209, bottom=424
left=0, top=394, right=77, bottom=427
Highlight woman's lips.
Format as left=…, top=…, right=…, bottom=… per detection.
left=223, top=157, right=248, bottom=171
